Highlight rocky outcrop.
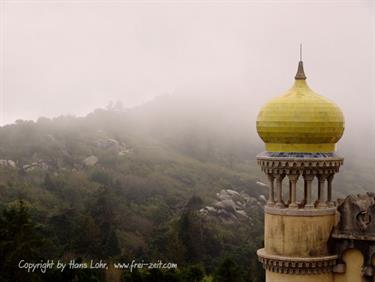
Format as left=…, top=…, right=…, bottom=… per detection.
left=0, top=160, right=17, bottom=168
left=200, top=189, right=264, bottom=224
left=83, top=155, right=98, bottom=166
left=96, top=138, right=132, bottom=156
left=23, top=160, right=49, bottom=171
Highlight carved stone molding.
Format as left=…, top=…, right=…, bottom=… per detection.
left=256, top=154, right=343, bottom=175
left=333, top=193, right=375, bottom=239
left=265, top=206, right=337, bottom=216
left=257, top=248, right=337, bottom=275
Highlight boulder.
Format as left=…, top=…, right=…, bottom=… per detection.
left=7, top=160, right=16, bottom=168
left=83, top=155, right=98, bottom=166
left=0, top=160, right=17, bottom=168
left=256, top=181, right=267, bottom=187
left=259, top=195, right=267, bottom=203
left=216, top=190, right=232, bottom=201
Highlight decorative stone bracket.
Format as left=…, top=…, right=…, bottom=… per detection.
left=330, top=193, right=375, bottom=282
left=257, top=248, right=337, bottom=275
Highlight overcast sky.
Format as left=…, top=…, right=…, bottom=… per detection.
left=0, top=0, right=374, bottom=134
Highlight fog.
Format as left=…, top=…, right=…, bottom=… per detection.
left=0, top=1, right=374, bottom=150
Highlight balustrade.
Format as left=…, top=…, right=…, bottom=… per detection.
left=265, top=171, right=335, bottom=209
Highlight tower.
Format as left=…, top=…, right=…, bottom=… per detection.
left=255, top=58, right=345, bottom=282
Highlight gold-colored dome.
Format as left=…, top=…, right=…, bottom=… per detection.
left=256, top=61, right=345, bottom=153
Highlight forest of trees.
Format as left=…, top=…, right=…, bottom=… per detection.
left=0, top=96, right=373, bottom=281
left=0, top=198, right=263, bottom=282
left=0, top=101, right=267, bottom=281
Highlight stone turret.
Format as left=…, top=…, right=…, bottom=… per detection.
left=256, top=58, right=345, bottom=282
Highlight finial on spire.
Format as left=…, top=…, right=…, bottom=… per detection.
left=295, top=43, right=306, bottom=80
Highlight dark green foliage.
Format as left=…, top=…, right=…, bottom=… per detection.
left=0, top=108, right=269, bottom=281
left=90, top=170, right=114, bottom=187
left=213, top=258, right=244, bottom=282
left=122, top=268, right=144, bottom=282
left=72, top=215, right=102, bottom=258
left=122, top=268, right=184, bottom=282
left=103, top=229, right=121, bottom=258
left=49, top=209, right=80, bottom=250
left=185, top=195, right=203, bottom=211
left=43, top=173, right=55, bottom=190
left=0, top=201, right=103, bottom=282
left=177, top=197, right=221, bottom=264
left=181, top=264, right=205, bottom=282
left=0, top=201, right=45, bottom=282
left=178, top=210, right=206, bottom=263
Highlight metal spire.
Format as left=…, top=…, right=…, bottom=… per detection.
left=295, top=43, right=306, bottom=80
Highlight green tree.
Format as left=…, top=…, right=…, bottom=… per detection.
left=213, top=258, right=243, bottom=282
left=181, top=264, right=205, bottom=282
left=73, top=215, right=102, bottom=258
left=122, top=268, right=144, bottom=282
left=177, top=196, right=220, bottom=264
left=0, top=201, right=45, bottom=282
left=90, top=187, right=121, bottom=258
left=103, top=228, right=121, bottom=258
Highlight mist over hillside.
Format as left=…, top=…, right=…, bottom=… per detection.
left=0, top=92, right=375, bottom=281
left=0, top=93, right=373, bottom=281
left=0, top=95, right=268, bottom=281
left=0, top=1, right=372, bottom=281
left=1, top=92, right=373, bottom=196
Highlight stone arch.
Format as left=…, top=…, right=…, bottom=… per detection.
left=334, top=248, right=364, bottom=282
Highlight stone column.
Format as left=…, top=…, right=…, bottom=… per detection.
left=287, top=180, right=292, bottom=206
left=303, top=174, right=315, bottom=208
left=317, top=174, right=327, bottom=208
left=267, top=173, right=275, bottom=206
left=300, top=179, right=307, bottom=207
left=275, top=174, right=285, bottom=208
left=287, top=174, right=299, bottom=208
left=327, top=174, right=334, bottom=207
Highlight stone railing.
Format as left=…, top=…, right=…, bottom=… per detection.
left=257, top=152, right=343, bottom=209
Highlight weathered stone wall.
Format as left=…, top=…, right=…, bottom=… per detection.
left=265, top=212, right=336, bottom=257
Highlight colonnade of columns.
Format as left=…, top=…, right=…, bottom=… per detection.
left=266, top=172, right=335, bottom=209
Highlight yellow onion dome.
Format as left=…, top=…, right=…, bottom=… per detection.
left=256, top=61, right=345, bottom=153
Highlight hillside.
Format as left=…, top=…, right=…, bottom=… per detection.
left=0, top=101, right=266, bottom=282
left=0, top=95, right=373, bottom=282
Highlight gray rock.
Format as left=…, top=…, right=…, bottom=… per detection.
left=118, top=147, right=132, bottom=156
left=202, top=189, right=263, bottom=224
left=83, top=155, right=98, bottom=166
left=219, top=199, right=237, bottom=212
left=256, top=181, right=268, bottom=187
left=23, top=164, right=36, bottom=172
left=226, top=189, right=241, bottom=197
left=236, top=210, right=248, bottom=218
left=259, top=195, right=267, bottom=203
left=7, top=160, right=16, bottom=168
left=97, top=138, right=119, bottom=150
left=206, top=206, right=216, bottom=212
left=0, top=160, right=17, bottom=168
